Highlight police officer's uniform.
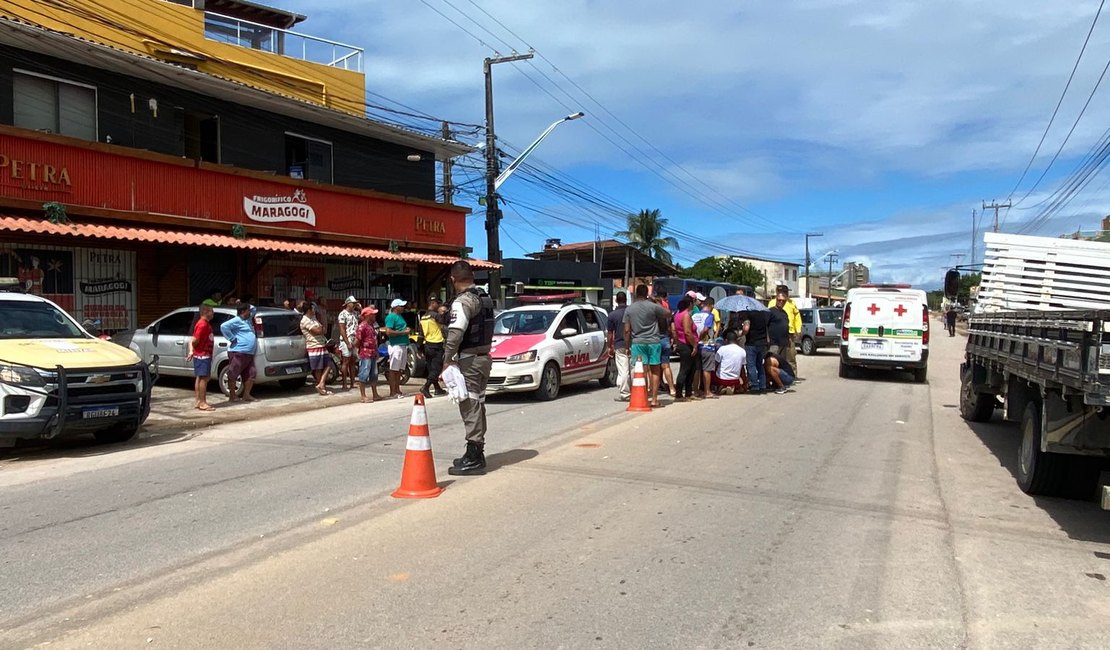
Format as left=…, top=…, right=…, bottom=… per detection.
left=444, top=286, right=495, bottom=473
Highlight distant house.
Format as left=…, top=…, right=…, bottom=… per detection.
left=712, top=255, right=801, bottom=297
left=527, top=239, right=678, bottom=289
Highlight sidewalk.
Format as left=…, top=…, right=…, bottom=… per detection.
left=141, top=377, right=426, bottom=437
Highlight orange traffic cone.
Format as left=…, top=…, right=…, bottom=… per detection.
left=627, top=357, right=652, bottom=412
left=391, top=393, right=444, bottom=499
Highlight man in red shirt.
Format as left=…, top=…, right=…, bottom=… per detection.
left=185, top=304, right=216, bottom=411
left=354, top=306, right=382, bottom=403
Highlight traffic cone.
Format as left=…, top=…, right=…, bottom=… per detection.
left=627, top=357, right=652, bottom=412
left=391, top=393, right=444, bottom=499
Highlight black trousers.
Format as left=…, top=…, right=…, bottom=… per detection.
left=423, top=343, right=445, bottom=391
left=676, top=342, right=696, bottom=398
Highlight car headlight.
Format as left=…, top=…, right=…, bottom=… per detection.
left=0, top=363, right=47, bottom=387
left=505, top=350, right=537, bottom=364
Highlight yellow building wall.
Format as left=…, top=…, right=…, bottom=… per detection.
left=0, top=0, right=366, bottom=115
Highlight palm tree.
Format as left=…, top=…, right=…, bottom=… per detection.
left=614, top=209, right=679, bottom=266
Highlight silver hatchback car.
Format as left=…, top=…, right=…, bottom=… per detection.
left=798, top=307, right=844, bottom=355
left=128, top=306, right=309, bottom=396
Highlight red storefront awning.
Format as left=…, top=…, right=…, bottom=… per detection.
left=0, top=216, right=498, bottom=268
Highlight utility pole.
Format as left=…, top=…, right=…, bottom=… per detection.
left=804, top=232, right=823, bottom=300
left=982, top=200, right=1011, bottom=234
left=826, top=252, right=838, bottom=306
left=484, top=51, right=534, bottom=306
left=441, top=121, right=454, bottom=204
left=970, top=208, right=977, bottom=267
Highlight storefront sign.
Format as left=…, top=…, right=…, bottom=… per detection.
left=415, top=216, right=446, bottom=235
left=327, top=275, right=365, bottom=292
left=243, top=189, right=317, bottom=226
left=79, top=279, right=133, bottom=295
left=0, top=153, right=72, bottom=192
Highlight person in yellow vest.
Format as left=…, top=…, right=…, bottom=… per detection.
left=768, top=285, right=802, bottom=379
left=419, top=293, right=450, bottom=398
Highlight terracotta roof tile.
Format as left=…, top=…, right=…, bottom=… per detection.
left=0, top=216, right=497, bottom=268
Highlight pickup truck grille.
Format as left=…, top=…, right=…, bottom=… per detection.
left=44, top=366, right=143, bottom=407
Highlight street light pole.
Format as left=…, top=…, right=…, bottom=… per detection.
left=484, top=51, right=534, bottom=306
left=494, top=112, right=584, bottom=190
left=826, top=251, right=838, bottom=306
left=804, top=232, right=823, bottom=300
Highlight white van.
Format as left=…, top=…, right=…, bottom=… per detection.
left=839, top=285, right=929, bottom=382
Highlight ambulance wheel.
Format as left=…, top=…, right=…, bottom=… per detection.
left=838, top=361, right=859, bottom=379
left=598, top=357, right=617, bottom=388
left=800, top=336, right=816, bottom=355
left=912, top=366, right=928, bottom=383
left=536, top=362, right=561, bottom=401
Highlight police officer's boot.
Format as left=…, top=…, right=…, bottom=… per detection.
left=448, top=442, right=486, bottom=475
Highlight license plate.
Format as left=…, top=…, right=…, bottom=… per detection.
left=861, top=339, right=884, bottom=350
left=82, top=406, right=119, bottom=419
left=284, top=366, right=303, bottom=375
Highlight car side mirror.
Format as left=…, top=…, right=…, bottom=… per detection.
left=944, top=269, right=960, bottom=298
left=559, top=327, right=578, bottom=338
left=147, top=325, right=157, bottom=334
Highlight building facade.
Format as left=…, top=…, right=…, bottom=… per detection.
left=0, top=0, right=482, bottom=329
left=715, top=255, right=800, bottom=297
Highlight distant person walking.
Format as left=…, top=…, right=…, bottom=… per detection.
left=219, top=302, right=257, bottom=402
left=946, top=306, right=958, bottom=337
left=185, top=303, right=215, bottom=411
left=442, top=261, right=496, bottom=476
left=607, top=292, right=631, bottom=401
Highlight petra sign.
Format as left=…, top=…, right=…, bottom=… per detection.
left=0, top=153, right=72, bottom=192
left=243, top=189, right=317, bottom=226
left=415, top=216, right=446, bottom=235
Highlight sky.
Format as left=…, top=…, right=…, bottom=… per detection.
left=269, top=0, right=1110, bottom=288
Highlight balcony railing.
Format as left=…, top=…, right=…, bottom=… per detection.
left=202, top=12, right=363, bottom=72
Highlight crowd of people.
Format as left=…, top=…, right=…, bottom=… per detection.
left=608, top=283, right=802, bottom=406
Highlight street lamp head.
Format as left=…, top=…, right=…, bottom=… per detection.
left=406, top=154, right=423, bottom=162
left=566, top=111, right=585, bottom=121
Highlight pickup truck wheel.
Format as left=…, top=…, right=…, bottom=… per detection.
left=959, top=366, right=995, bottom=422
left=94, top=424, right=139, bottom=444
left=912, top=366, right=928, bottom=383
left=1017, top=400, right=1064, bottom=496
left=800, top=336, right=816, bottom=355
left=598, top=357, right=617, bottom=388
left=535, top=362, right=561, bottom=401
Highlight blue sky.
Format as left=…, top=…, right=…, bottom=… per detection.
left=270, top=0, right=1110, bottom=288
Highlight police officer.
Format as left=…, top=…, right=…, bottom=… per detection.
left=441, top=260, right=495, bottom=476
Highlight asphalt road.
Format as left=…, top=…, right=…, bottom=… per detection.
left=3, top=332, right=1110, bottom=649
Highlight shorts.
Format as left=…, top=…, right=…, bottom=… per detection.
left=388, top=344, right=408, bottom=371
left=779, top=368, right=795, bottom=386
left=227, top=351, right=256, bottom=381
left=308, top=349, right=330, bottom=371
left=358, top=357, right=378, bottom=384
left=700, top=347, right=718, bottom=372
left=630, top=342, right=662, bottom=366
left=338, top=340, right=355, bottom=358
left=193, top=356, right=211, bottom=378
left=660, top=337, right=672, bottom=355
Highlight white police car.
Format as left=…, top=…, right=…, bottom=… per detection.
left=488, top=303, right=616, bottom=400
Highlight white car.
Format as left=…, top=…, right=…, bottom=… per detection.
left=488, top=303, right=617, bottom=400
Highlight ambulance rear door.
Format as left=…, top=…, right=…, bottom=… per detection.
left=845, top=289, right=927, bottom=363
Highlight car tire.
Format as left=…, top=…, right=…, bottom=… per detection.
left=535, top=362, right=561, bottom=401
left=94, top=424, right=139, bottom=444
left=959, top=365, right=995, bottom=422
left=217, top=362, right=244, bottom=398
left=598, top=357, right=617, bottom=388
left=800, top=336, right=816, bottom=355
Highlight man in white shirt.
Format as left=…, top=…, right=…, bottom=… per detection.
left=713, top=330, right=748, bottom=394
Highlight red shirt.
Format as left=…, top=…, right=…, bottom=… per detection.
left=192, top=318, right=214, bottom=358
left=355, top=321, right=379, bottom=359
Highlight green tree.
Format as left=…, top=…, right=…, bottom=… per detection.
left=614, top=209, right=679, bottom=266
left=681, top=256, right=766, bottom=288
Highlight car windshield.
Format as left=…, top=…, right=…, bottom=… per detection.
left=495, top=309, right=559, bottom=335
left=820, top=309, right=843, bottom=328
left=0, top=301, right=87, bottom=339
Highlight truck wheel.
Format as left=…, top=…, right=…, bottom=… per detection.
left=912, top=366, right=928, bottom=383
left=959, top=366, right=995, bottom=422
left=800, top=336, right=816, bottom=355
left=535, top=362, right=561, bottom=401
left=598, top=357, right=617, bottom=388
left=1017, top=400, right=1064, bottom=496
left=838, top=361, right=858, bottom=379
left=94, top=424, right=139, bottom=444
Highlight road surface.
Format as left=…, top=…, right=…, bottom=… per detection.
left=2, top=333, right=1109, bottom=648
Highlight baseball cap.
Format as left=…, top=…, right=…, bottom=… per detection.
left=390, top=298, right=408, bottom=308
left=428, top=293, right=442, bottom=303
left=344, top=295, right=357, bottom=305
left=360, top=306, right=378, bottom=318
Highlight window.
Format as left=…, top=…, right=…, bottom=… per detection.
left=154, top=311, right=198, bottom=336
left=556, top=310, right=584, bottom=336
left=13, top=71, right=97, bottom=141
left=183, top=110, right=220, bottom=162
left=285, top=133, right=333, bottom=183
left=581, top=308, right=602, bottom=332
left=800, top=310, right=813, bottom=325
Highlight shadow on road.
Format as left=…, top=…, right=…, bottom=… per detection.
left=486, top=448, right=539, bottom=472
left=0, top=430, right=201, bottom=463
left=965, top=414, right=1110, bottom=544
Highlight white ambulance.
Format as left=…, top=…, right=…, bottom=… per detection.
left=839, top=284, right=929, bottom=382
